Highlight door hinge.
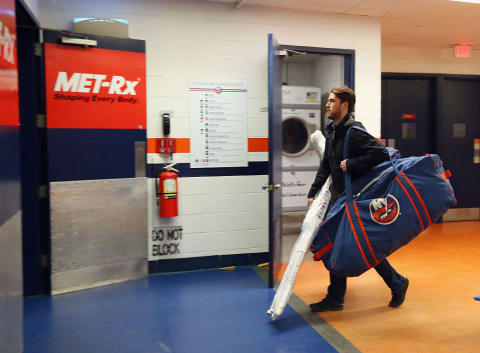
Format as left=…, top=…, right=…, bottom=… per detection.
left=38, top=185, right=48, bottom=199
left=37, top=114, right=46, bottom=128
left=40, top=254, right=49, bottom=268
left=34, top=42, right=43, bottom=56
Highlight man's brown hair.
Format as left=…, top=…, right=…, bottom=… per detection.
left=331, top=86, right=356, bottom=114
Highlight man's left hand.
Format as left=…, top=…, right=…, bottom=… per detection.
left=340, top=159, right=348, bottom=173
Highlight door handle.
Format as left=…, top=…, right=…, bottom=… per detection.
left=262, top=184, right=281, bottom=191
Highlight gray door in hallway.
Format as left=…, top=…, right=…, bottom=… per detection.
left=382, top=74, right=480, bottom=216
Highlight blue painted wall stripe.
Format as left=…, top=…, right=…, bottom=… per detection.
left=147, top=162, right=268, bottom=178
left=47, top=128, right=146, bottom=182
left=149, top=252, right=268, bottom=274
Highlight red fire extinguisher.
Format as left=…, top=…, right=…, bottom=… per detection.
left=156, top=163, right=179, bottom=217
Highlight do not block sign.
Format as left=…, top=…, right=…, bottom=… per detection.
left=149, top=226, right=183, bottom=259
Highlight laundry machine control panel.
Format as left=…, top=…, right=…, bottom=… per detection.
left=282, top=85, right=321, bottom=105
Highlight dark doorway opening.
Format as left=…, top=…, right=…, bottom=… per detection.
left=382, top=73, right=480, bottom=219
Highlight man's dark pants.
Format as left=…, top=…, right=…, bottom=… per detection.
left=326, top=259, right=406, bottom=305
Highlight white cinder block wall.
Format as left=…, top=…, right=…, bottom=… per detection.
left=383, top=46, right=480, bottom=75
left=37, top=0, right=381, bottom=262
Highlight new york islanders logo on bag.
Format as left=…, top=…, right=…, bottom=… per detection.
left=369, top=194, right=400, bottom=225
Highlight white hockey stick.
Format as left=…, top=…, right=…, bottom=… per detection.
left=267, top=131, right=332, bottom=320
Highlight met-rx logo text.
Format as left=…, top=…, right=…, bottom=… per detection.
left=369, top=194, right=400, bottom=225
left=54, top=72, right=139, bottom=95
left=0, top=20, right=16, bottom=65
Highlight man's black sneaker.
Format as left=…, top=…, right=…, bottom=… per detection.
left=389, top=278, right=409, bottom=307
left=309, top=300, right=344, bottom=312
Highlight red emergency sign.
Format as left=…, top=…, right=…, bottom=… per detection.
left=401, top=113, right=416, bottom=120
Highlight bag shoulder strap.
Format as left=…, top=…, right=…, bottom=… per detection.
left=343, top=125, right=366, bottom=158
left=343, top=125, right=400, bottom=203
left=343, top=125, right=366, bottom=202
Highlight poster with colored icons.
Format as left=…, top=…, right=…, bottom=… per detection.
left=190, top=80, right=248, bottom=168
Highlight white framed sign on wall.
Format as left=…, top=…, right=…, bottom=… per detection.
left=190, top=80, right=248, bottom=168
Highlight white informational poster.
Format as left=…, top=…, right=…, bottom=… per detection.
left=282, top=170, right=317, bottom=211
left=190, top=80, right=248, bottom=168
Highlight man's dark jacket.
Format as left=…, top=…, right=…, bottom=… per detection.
left=307, top=113, right=389, bottom=201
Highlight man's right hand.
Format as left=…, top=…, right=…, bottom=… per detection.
left=307, top=198, right=314, bottom=208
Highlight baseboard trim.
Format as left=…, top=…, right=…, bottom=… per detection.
left=149, top=252, right=269, bottom=274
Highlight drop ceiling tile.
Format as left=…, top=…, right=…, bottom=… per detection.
left=344, top=7, right=389, bottom=17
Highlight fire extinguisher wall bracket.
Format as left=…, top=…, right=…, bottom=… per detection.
left=158, top=163, right=179, bottom=218
left=158, top=137, right=176, bottom=155
left=155, top=177, right=160, bottom=206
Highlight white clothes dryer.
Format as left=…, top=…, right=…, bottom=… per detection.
left=282, top=109, right=322, bottom=211
left=282, top=108, right=321, bottom=169
left=281, top=86, right=322, bottom=211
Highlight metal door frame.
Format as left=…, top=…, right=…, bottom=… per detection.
left=268, top=39, right=355, bottom=288
left=16, top=0, right=50, bottom=296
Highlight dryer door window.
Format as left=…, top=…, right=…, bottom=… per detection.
left=283, top=118, right=308, bottom=155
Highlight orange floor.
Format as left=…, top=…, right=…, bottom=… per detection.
left=290, top=221, right=480, bottom=353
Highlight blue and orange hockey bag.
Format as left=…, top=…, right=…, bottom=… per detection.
left=311, top=126, right=457, bottom=277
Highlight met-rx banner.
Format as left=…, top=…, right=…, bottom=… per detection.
left=45, top=43, right=146, bottom=129
left=0, top=0, right=19, bottom=127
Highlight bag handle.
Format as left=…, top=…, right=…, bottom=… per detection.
left=343, top=125, right=400, bottom=203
